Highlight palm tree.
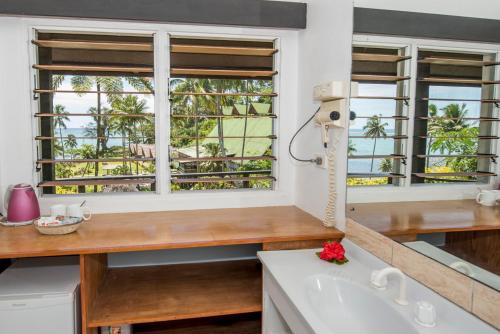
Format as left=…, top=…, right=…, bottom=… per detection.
left=53, top=104, right=70, bottom=159
left=379, top=158, right=393, bottom=173
left=348, top=140, right=357, bottom=156
left=64, top=134, right=78, bottom=159
left=70, top=76, right=153, bottom=187
left=363, top=115, right=388, bottom=172
left=440, top=103, right=469, bottom=132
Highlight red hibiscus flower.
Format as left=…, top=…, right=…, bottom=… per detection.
left=316, top=241, right=348, bottom=264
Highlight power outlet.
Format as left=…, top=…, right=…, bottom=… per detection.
left=313, top=153, right=327, bottom=169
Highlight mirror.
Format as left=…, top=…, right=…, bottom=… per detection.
left=346, top=37, right=500, bottom=292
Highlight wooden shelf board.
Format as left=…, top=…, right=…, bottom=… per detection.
left=349, top=135, right=408, bottom=139
left=415, top=154, right=496, bottom=159
left=171, top=155, right=276, bottom=162
left=133, top=313, right=261, bottom=334
left=171, top=176, right=274, bottom=184
left=171, top=44, right=277, bottom=57
left=347, top=173, right=406, bottom=179
left=421, top=98, right=500, bottom=103
left=354, top=96, right=410, bottom=100
left=419, top=77, right=500, bottom=85
left=35, top=113, right=153, bottom=118
left=32, top=39, right=153, bottom=52
left=418, top=57, right=490, bottom=67
left=33, top=64, right=153, bottom=73
left=355, top=116, right=409, bottom=120
left=352, top=74, right=410, bottom=82
left=0, top=206, right=343, bottom=259
left=88, top=260, right=262, bottom=327
left=352, top=53, right=410, bottom=63
left=413, top=171, right=496, bottom=177
left=171, top=68, right=277, bottom=78
left=170, top=92, right=277, bottom=97
left=34, top=89, right=154, bottom=95
left=347, top=200, right=500, bottom=237
left=38, top=178, right=155, bottom=187
left=349, top=154, right=406, bottom=160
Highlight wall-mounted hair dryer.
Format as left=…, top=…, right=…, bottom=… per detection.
left=313, top=81, right=358, bottom=148
left=312, top=81, right=358, bottom=227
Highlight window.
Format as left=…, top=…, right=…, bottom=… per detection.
left=412, top=49, right=498, bottom=183
left=168, top=37, right=277, bottom=191
left=348, top=46, right=411, bottom=186
left=33, top=31, right=156, bottom=194
left=348, top=39, right=499, bottom=188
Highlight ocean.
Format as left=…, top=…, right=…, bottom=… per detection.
left=348, top=128, right=397, bottom=173
left=60, top=128, right=394, bottom=173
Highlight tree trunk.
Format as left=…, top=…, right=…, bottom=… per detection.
left=370, top=138, right=377, bottom=172
left=94, top=83, right=102, bottom=192
left=59, top=127, right=65, bottom=159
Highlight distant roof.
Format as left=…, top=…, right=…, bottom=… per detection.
left=173, top=102, right=273, bottom=159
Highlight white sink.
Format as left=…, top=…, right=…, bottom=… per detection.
left=258, top=239, right=498, bottom=334
left=306, top=274, right=418, bottom=334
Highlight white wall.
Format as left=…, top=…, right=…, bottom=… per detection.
left=0, top=16, right=299, bottom=215
left=293, top=0, right=354, bottom=229
left=354, top=0, right=500, bottom=20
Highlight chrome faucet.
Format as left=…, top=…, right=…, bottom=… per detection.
left=370, top=267, right=408, bottom=305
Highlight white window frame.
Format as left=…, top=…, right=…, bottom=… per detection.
left=348, top=34, right=500, bottom=203
left=14, top=17, right=298, bottom=213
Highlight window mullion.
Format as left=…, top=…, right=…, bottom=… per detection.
left=155, top=31, right=170, bottom=195
left=404, top=43, right=419, bottom=187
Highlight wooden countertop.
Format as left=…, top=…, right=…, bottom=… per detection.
left=347, top=200, right=500, bottom=236
left=0, top=206, right=342, bottom=259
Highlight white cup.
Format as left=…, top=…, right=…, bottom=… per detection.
left=476, top=190, right=499, bottom=207
left=50, top=204, right=66, bottom=217
left=67, top=204, right=92, bottom=221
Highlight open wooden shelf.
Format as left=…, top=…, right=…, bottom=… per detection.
left=34, top=89, right=154, bottom=95
left=418, top=57, right=499, bottom=67
left=170, top=68, right=277, bottom=78
left=134, top=313, right=261, bottom=334
left=418, top=135, right=499, bottom=140
left=418, top=116, right=499, bottom=122
left=171, top=44, right=277, bottom=57
left=32, top=39, right=153, bottom=52
left=352, top=53, right=411, bottom=63
left=87, top=260, right=262, bottom=328
left=352, top=74, right=410, bottom=82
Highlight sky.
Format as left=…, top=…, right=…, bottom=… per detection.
left=349, top=83, right=482, bottom=130
left=53, top=76, right=155, bottom=128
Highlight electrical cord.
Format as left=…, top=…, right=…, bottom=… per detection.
left=289, top=107, right=321, bottom=163
left=323, top=131, right=340, bottom=227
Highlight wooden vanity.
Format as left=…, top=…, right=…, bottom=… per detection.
left=0, top=206, right=343, bottom=334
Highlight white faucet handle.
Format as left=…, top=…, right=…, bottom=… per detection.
left=414, top=301, right=436, bottom=327
left=370, top=270, right=388, bottom=289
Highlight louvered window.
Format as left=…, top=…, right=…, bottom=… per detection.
left=348, top=46, right=411, bottom=186
left=168, top=37, right=277, bottom=191
left=412, top=49, right=499, bottom=183
left=33, top=31, right=156, bottom=194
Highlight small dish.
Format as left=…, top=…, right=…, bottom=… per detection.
left=34, top=216, right=84, bottom=235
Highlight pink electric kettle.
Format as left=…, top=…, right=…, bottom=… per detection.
left=3, top=184, right=41, bottom=226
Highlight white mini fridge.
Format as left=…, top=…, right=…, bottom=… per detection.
left=0, top=256, right=81, bottom=334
